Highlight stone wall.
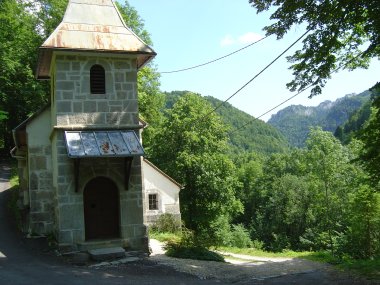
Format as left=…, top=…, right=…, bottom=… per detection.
left=53, top=54, right=139, bottom=127
left=26, top=108, right=55, bottom=235
left=27, top=145, right=54, bottom=234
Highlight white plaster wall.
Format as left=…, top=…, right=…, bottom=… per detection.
left=143, top=160, right=180, bottom=214
left=26, top=108, right=51, bottom=148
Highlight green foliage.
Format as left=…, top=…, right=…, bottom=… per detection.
left=163, top=227, right=225, bottom=262
left=150, top=213, right=181, bottom=234
left=150, top=92, right=242, bottom=244
left=35, top=0, right=68, bottom=38
left=163, top=91, right=289, bottom=155
left=239, top=127, right=380, bottom=259
left=229, top=224, right=253, bottom=248
left=114, top=1, right=165, bottom=149
left=303, top=252, right=380, bottom=279
left=250, top=0, right=379, bottom=97
left=359, top=83, right=380, bottom=188
left=347, top=185, right=380, bottom=258
left=116, top=1, right=153, bottom=46
left=0, top=0, right=49, bottom=149
left=165, top=242, right=225, bottom=262
left=149, top=231, right=181, bottom=243
left=334, top=99, right=372, bottom=144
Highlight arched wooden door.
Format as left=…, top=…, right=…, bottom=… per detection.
left=83, top=177, right=120, bottom=240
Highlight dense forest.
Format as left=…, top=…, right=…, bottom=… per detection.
left=1, top=0, right=379, bottom=260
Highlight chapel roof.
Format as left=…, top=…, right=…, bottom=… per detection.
left=36, top=0, right=156, bottom=79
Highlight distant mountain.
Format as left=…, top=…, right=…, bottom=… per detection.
left=268, top=90, right=371, bottom=147
left=163, top=91, right=289, bottom=155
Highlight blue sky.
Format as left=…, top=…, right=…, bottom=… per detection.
left=127, top=0, right=380, bottom=121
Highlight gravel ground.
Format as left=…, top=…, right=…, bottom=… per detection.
left=149, top=239, right=330, bottom=283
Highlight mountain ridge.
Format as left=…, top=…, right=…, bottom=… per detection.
left=268, top=90, right=371, bottom=147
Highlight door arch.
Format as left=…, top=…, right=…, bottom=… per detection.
left=83, top=176, right=120, bottom=240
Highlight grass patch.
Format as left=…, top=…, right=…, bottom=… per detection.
left=339, top=257, right=380, bottom=280
left=149, top=231, right=181, bottom=243
left=303, top=252, right=380, bottom=280
left=216, top=246, right=313, bottom=258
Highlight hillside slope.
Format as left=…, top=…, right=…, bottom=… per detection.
left=268, top=90, right=370, bottom=147
left=163, top=91, right=289, bottom=155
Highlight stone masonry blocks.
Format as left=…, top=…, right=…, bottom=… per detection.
left=55, top=56, right=138, bottom=127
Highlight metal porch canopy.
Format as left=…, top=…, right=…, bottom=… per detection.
left=64, top=130, right=144, bottom=192
left=64, top=130, right=144, bottom=158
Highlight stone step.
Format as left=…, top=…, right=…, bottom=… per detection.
left=77, top=239, right=124, bottom=251
left=88, top=247, right=126, bottom=261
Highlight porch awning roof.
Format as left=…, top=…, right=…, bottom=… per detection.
left=64, top=130, right=144, bottom=158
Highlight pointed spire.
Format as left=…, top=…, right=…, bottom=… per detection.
left=37, top=0, right=156, bottom=79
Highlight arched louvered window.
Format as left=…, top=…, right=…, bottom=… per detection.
left=90, top=64, right=105, bottom=94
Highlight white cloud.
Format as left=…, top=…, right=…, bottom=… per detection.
left=238, top=32, right=264, bottom=44
left=220, top=32, right=264, bottom=47
left=220, top=34, right=236, bottom=47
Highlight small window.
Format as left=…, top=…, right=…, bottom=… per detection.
left=148, top=194, right=158, bottom=210
left=90, top=64, right=105, bottom=94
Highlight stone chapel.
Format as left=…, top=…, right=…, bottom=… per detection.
left=11, top=0, right=180, bottom=252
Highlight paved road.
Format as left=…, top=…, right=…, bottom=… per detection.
left=0, top=159, right=378, bottom=285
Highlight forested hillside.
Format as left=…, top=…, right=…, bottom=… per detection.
left=334, top=99, right=372, bottom=144
left=163, top=91, right=289, bottom=155
left=268, top=91, right=370, bottom=147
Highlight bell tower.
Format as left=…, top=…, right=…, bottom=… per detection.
left=35, top=0, right=156, bottom=250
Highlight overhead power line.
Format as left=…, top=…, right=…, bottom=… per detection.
left=198, top=29, right=311, bottom=123
left=229, top=51, right=365, bottom=135
left=159, top=36, right=269, bottom=74
left=229, top=86, right=313, bottom=135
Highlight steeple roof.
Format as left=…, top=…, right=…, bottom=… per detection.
left=36, top=0, right=156, bottom=79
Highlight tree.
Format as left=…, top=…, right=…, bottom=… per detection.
left=150, top=93, right=242, bottom=244
left=348, top=184, right=380, bottom=258
left=249, top=0, right=380, bottom=97
left=305, top=127, right=353, bottom=254
left=359, top=83, right=380, bottom=188
left=0, top=0, right=49, bottom=150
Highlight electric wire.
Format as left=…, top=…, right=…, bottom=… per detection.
left=229, top=51, right=366, bottom=135
left=229, top=86, right=313, bottom=135
left=159, top=35, right=269, bottom=74
left=197, top=29, right=311, bottom=123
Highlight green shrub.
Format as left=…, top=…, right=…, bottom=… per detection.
left=150, top=213, right=181, bottom=233
left=229, top=224, right=252, bottom=248
left=251, top=239, right=264, bottom=250
left=163, top=227, right=224, bottom=262
left=165, top=243, right=225, bottom=262
left=209, top=216, right=233, bottom=247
